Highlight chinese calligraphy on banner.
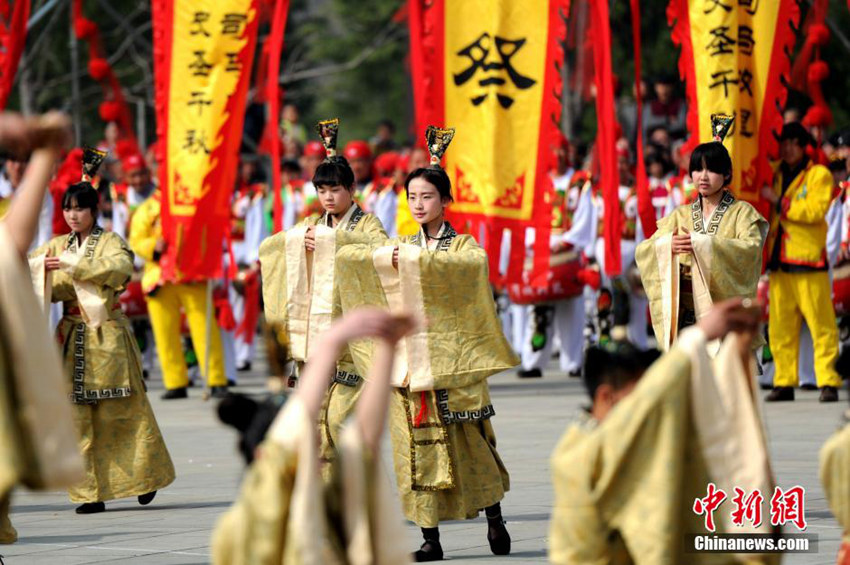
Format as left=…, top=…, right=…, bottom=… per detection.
left=152, top=0, right=260, bottom=282
left=410, top=0, right=569, bottom=285
left=667, top=0, right=799, bottom=204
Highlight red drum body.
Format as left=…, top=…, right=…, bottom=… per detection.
left=833, top=263, right=850, bottom=316
left=119, top=280, right=147, bottom=319
left=507, top=250, right=584, bottom=305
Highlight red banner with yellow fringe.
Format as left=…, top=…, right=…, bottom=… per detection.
left=152, top=0, right=260, bottom=282
left=410, top=0, right=568, bottom=286
left=667, top=0, right=800, bottom=204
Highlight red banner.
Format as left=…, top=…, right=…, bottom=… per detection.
left=152, top=0, right=260, bottom=282
left=589, top=0, right=621, bottom=276
left=0, top=0, right=31, bottom=110
left=630, top=0, right=657, bottom=240
left=264, top=0, right=290, bottom=234
left=410, top=0, right=568, bottom=286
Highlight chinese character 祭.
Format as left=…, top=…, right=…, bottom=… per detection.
left=453, top=32, right=536, bottom=108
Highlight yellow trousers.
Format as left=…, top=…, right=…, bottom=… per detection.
left=146, top=283, right=227, bottom=389
left=769, top=270, right=841, bottom=388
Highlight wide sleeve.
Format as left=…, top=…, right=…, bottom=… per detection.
left=128, top=199, right=158, bottom=262
left=336, top=213, right=388, bottom=247
left=259, top=232, right=288, bottom=326
left=692, top=203, right=767, bottom=301
left=783, top=166, right=834, bottom=224
left=62, top=233, right=134, bottom=290
left=820, top=424, right=850, bottom=544
left=29, top=237, right=75, bottom=302
left=211, top=441, right=297, bottom=565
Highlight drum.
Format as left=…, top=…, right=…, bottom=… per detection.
left=119, top=279, right=147, bottom=319
left=507, top=250, right=585, bottom=305
left=832, top=262, right=850, bottom=316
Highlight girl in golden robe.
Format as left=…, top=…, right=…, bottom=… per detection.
left=636, top=121, right=768, bottom=351
left=335, top=127, right=518, bottom=562
left=259, top=119, right=387, bottom=464
left=31, top=182, right=175, bottom=514
left=212, top=308, right=416, bottom=565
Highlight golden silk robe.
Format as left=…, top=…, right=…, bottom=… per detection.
left=635, top=192, right=768, bottom=351
left=549, top=328, right=777, bottom=565
left=260, top=204, right=387, bottom=463
left=820, top=417, right=850, bottom=554
left=335, top=223, right=518, bottom=527
left=31, top=228, right=175, bottom=503
left=212, top=397, right=411, bottom=565
left=0, top=224, right=83, bottom=544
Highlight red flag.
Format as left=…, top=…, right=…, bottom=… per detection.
left=264, top=0, right=290, bottom=233
left=589, top=0, right=621, bottom=276
left=0, top=0, right=31, bottom=110
left=630, top=0, right=656, bottom=239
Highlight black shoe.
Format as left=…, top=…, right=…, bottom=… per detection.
left=75, top=502, right=105, bottom=514
left=517, top=368, right=542, bottom=379
left=567, top=369, right=582, bottom=379
left=210, top=386, right=229, bottom=399
left=759, top=383, right=773, bottom=391
left=138, top=491, right=157, bottom=506
left=487, top=519, right=511, bottom=555
left=227, top=379, right=237, bottom=387
left=142, top=369, right=149, bottom=380
left=820, top=386, right=839, bottom=403
left=413, top=540, right=443, bottom=562
left=765, top=387, right=795, bottom=402
left=800, top=383, right=818, bottom=391
left=161, top=387, right=188, bottom=400
left=236, top=361, right=252, bottom=372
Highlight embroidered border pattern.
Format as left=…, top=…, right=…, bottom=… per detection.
left=333, top=369, right=362, bottom=386
left=346, top=206, right=364, bottom=232
left=691, top=191, right=735, bottom=235
left=411, top=222, right=457, bottom=249
left=435, top=389, right=495, bottom=424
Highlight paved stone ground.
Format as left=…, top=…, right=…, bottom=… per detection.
left=1, top=355, right=846, bottom=564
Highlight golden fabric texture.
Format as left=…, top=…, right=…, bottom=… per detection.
left=336, top=232, right=519, bottom=392
left=820, top=422, right=850, bottom=544
left=387, top=388, right=509, bottom=528
left=335, top=226, right=514, bottom=527
left=32, top=229, right=175, bottom=503
left=320, top=380, right=364, bottom=465
left=549, top=329, right=776, bottom=565
left=636, top=197, right=767, bottom=350
left=212, top=398, right=410, bottom=565
left=259, top=208, right=387, bottom=362
left=0, top=224, right=84, bottom=544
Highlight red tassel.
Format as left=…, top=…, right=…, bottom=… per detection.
left=235, top=270, right=261, bottom=344
left=88, top=57, right=110, bottom=81
left=98, top=100, right=122, bottom=122
left=74, top=17, right=97, bottom=40
left=414, top=390, right=429, bottom=427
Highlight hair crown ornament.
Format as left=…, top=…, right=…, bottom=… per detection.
left=425, top=125, right=455, bottom=168
left=710, top=113, right=735, bottom=144
left=315, top=118, right=340, bottom=162
left=81, top=147, right=107, bottom=182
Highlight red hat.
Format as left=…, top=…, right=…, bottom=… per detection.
left=343, top=140, right=372, bottom=160
left=374, top=151, right=400, bottom=176
left=303, top=140, right=327, bottom=158
left=122, top=153, right=146, bottom=173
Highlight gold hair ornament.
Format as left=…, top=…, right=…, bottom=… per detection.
left=425, top=125, right=455, bottom=167
left=81, top=147, right=107, bottom=182
left=711, top=113, right=735, bottom=143
left=315, top=118, right=339, bottom=160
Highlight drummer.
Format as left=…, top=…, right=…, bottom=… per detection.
left=517, top=137, right=596, bottom=379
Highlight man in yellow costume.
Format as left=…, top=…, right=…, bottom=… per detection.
left=128, top=187, right=227, bottom=399
left=336, top=126, right=518, bottom=562
left=762, top=122, right=842, bottom=403
left=636, top=116, right=768, bottom=351
left=549, top=298, right=778, bottom=565
left=0, top=111, right=84, bottom=544
left=259, top=119, right=387, bottom=464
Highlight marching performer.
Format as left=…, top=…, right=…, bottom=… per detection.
left=111, top=152, right=155, bottom=240
left=336, top=126, right=517, bottom=561
left=762, top=122, right=842, bottom=403
left=518, top=140, right=596, bottom=378
left=636, top=115, right=768, bottom=351
left=259, top=118, right=388, bottom=464
left=128, top=186, right=228, bottom=399
left=31, top=180, right=174, bottom=513
left=1, top=111, right=83, bottom=543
